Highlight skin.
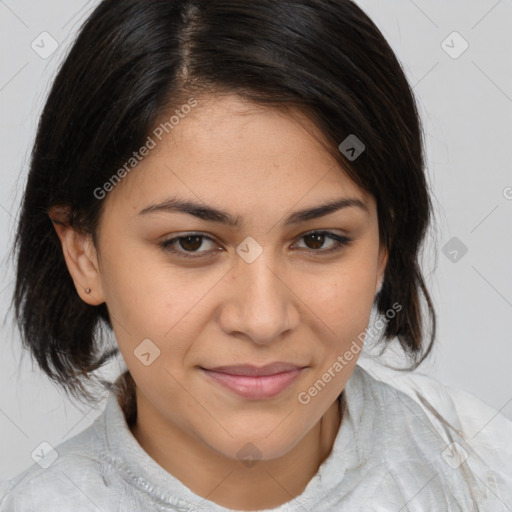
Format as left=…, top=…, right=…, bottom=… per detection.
left=52, top=93, right=387, bottom=510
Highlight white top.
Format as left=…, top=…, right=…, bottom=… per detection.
left=1, top=360, right=511, bottom=511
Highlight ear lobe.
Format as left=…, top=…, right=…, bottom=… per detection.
left=49, top=207, right=105, bottom=306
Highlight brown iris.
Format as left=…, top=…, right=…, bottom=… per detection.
left=303, top=233, right=325, bottom=250
left=179, top=236, right=204, bottom=252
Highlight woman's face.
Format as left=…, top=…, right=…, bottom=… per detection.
left=92, top=93, right=387, bottom=461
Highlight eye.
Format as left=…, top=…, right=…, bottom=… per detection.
left=292, top=230, right=352, bottom=255
left=159, top=230, right=352, bottom=260
left=159, top=233, right=219, bottom=258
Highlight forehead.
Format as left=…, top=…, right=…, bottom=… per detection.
left=103, top=93, right=373, bottom=216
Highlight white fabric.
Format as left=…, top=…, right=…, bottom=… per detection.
left=1, top=360, right=511, bottom=511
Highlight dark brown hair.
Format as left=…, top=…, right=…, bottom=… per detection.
left=12, top=0, right=436, bottom=405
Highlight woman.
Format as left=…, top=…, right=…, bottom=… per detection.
left=2, top=0, right=511, bottom=510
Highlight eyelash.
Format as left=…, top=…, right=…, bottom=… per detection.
left=159, top=230, right=352, bottom=259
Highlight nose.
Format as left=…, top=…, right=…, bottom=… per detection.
left=216, top=251, right=300, bottom=346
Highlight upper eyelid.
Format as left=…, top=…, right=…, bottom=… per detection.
left=165, top=229, right=344, bottom=242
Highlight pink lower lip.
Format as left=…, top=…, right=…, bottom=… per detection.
left=200, top=368, right=304, bottom=399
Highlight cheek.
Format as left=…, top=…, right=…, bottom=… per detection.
left=99, top=237, right=172, bottom=322
left=298, top=252, right=378, bottom=328
left=293, top=257, right=378, bottom=384
left=98, top=241, right=218, bottom=363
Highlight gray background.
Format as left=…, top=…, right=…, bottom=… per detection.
left=1, top=0, right=511, bottom=480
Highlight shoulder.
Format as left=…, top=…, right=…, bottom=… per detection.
left=352, top=358, right=512, bottom=508
left=358, top=357, right=512, bottom=445
left=0, top=409, right=114, bottom=511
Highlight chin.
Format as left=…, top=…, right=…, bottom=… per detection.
left=205, top=427, right=303, bottom=464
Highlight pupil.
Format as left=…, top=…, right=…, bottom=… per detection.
left=180, top=236, right=202, bottom=251
left=306, top=233, right=324, bottom=249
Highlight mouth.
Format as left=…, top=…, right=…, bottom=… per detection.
left=199, top=363, right=307, bottom=400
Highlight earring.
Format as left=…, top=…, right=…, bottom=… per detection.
left=85, top=288, right=91, bottom=294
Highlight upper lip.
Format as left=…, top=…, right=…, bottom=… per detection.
left=201, top=362, right=306, bottom=376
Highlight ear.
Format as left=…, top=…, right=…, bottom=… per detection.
left=375, top=242, right=388, bottom=295
left=49, top=206, right=105, bottom=306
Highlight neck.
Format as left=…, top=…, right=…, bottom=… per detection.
left=128, top=389, right=343, bottom=510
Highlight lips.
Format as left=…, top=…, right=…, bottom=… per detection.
left=199, top=362, right=307, bottom=399
left=203, top=362, right=305, bottom=376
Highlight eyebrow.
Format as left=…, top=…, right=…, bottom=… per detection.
left=138, top=196, right=368, bottom=227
